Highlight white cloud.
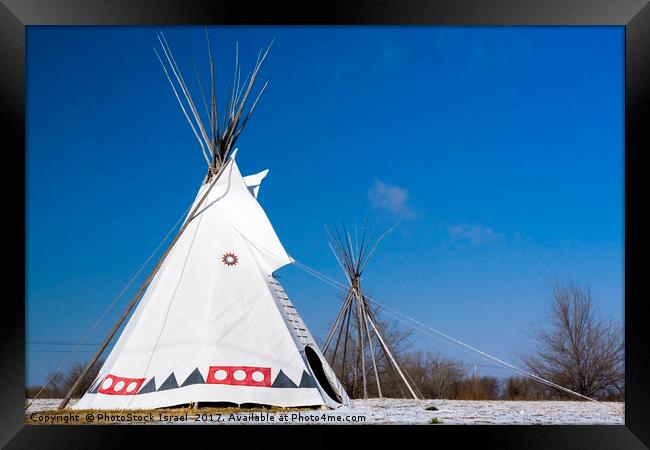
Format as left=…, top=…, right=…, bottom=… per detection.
left=448, top=223, right=503, bottom=246
left=368, top=179, right=415, bottom=219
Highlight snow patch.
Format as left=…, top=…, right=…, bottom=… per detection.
left=26, top=398, right=624, bottom=425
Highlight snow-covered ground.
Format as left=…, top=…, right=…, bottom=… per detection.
left=26, top=398, right=624, bottom=425
left=344, top=398, right=623, bottom=425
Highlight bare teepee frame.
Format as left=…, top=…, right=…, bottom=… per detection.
left=59, top=29, right=271, bottom=409
left=322, top=223, right=422, bottom=400
left=154, top=30, right=273, bottom=181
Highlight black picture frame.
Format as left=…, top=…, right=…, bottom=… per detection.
left=2, top=0, right=648, bottom=448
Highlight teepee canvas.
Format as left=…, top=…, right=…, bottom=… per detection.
left=65, top=31, right=349, bottom=410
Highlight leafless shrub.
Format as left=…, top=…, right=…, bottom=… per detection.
left=402, top=351, right=466, bottom=399
left=502, top=376, right=546, bottom=400
left=523, top=281, right=624, bottom=400
left=26, top=360, right=103, bottom=399
left=454, top=375, right=501, bottom=400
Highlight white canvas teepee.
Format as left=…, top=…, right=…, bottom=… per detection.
left=67, top=32, right=349, bottom=410
left=74, top=155, right=348, bottom=409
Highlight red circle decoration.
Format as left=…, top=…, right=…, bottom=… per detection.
left=221, top=252, right=239, bottom=266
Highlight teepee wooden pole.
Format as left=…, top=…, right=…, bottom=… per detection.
left=384, top=354, right=407, bottom=398
left=327, top=222, right=421, bottom=400
left=329, top=297, right=352, bottom=365
left=353, top=288, right=368, bottom=399
left=359, top=295, right=382, bottom=398
left=366, top=308, right=420, bottom=400
left=339, top=298, right=353, bottom=383
left=59, top=160, right=233, bottom=409
left=321, top=292, right=353, bottom=353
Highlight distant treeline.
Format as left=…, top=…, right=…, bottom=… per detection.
left=26, top=360, right=103, bottom=400
left=391, top=350, right=622, bottom=401
left=26, top=351, right=622, bottom=402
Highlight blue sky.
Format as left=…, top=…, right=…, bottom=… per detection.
left=26, top=26, right=623, bottom=386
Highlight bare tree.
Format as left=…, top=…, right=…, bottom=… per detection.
left=523, top=281, right=624, bottom=400
left=65, top=360, right=104, bottom=398
left=503, top=376, right=545, bottom=400
left=403, top=351, right=465, bottom=399
left=27, top=360, right=104, bottom=399
left=428, top=355, right=466, bottom=398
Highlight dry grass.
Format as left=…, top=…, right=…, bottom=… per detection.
left=27, top=405, right=319, bottom=425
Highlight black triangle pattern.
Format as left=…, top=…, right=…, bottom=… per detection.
left=134, top=369, right=314, bottom=392
left=181, top=368, right=205, bottom=387
left=299, top=370, right=317, bottom=388
left=272, top=370, right=298, bottom=388
left=158, top=373, right=179, bottom=391
left=137, top=377, right=157, bottom=395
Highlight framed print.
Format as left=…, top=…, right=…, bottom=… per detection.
left=2, top=0, right=648, bottom=448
